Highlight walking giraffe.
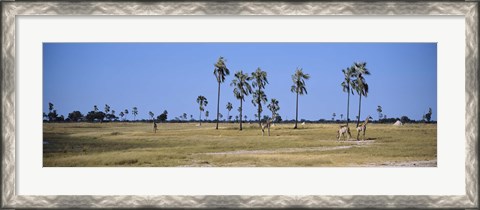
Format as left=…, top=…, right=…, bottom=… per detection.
left=337, top=125, right=352, bottom=141
left=356, top=116, right=373, bottom=141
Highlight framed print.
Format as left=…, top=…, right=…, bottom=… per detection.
left=1, top=1, right=478, bottom=209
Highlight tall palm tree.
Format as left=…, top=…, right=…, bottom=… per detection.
left=132, top=107, right=138, bottom=121
left=226, top=102, right=233, bottom=122
left=251, top=67, right=269, bottom=126
left=231, top=70, right=252, bottom=130
left=290, top=68, right=310, bottom=129
left=352, top=62, right=370, bottom=127
left=196, top=95, right=208, bottom=126
left=124, top=109, right=129, bottom=121
left=213, top=57, right=230, bottom=130
left=267, top=98, right=280, bottom=120
left=341, top=66, right=356, bottom=126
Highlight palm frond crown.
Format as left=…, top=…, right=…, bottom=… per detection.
left=251, top=89, right=268, bottom=109
left=213, top=57, right=230, bottom=83
left=230, top=71, right=253, bottom=101
left=251, top=67, right=269, bottom=89
left=196, top=95, right=208, bottom=111
left=290, top=68, right=310, bottom=95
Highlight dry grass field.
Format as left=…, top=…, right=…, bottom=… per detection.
left=43, top=122, right=436, bottom=167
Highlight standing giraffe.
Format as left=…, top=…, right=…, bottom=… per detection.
left=153, top=121, right=158, bottom=133
left=261, top=118, right=272, bottom=136
left=356, top=116, right=372, bottom=141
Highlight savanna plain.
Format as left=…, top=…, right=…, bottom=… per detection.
left=43, top=122, right=437, bottom=167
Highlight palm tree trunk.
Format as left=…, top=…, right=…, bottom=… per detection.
left=294, top=91, right=299, bottom=129
left=356, top=94, right=362, bottom=127
left=258, top=105, right=261, bottom=127
left=239, top=99, right=243, bottom=130
left=199, top=110, right=202, bottom=126
left=216, top=82, right=220, bottom=130
left=346, top=86, right=350, bottom=126
left=228, top=111, right=230, bottom=122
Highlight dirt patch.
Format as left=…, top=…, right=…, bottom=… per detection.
left=115, top=159, right=139, bottom=165
left=179, top=160, right=215, bottom=167
left=204, top=145, right=356, bottom=155
left=337, top=140, right=375, bottom=144
left=354, top=160, right=437, bottom=167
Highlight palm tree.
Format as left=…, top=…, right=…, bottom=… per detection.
left=104, top=104, right=110, bottom=114
left=231, top=70, right=252, bottom=130
left=341, top=66, right=356, bottom=126
left=290, top=68, right=310, bottom=129
left=377, top=105, right=383, bottom=121
left=332, top=113, right=336, bottom=121
left=124, top=109, right=129, bottom=120
left=213, top=56, right=230, bottom=130
left=48, top=102, right=54, bottom=113
left=119, top=112, right=125, bottom=121
left=196, top=95, right=208, bottom=126
left=94, top=105, right=99, bottom=112
left=47, top=102, right=56, bottom=122
left=352, top=62, right=370, bottom=127
left=423, top=107, right=432, bottom=123
left=251, top=67, right=269, bottom=126
left=252, top=90, right=267, bottom=125
left=182, top=113, right=187, bottom=121
left=149, top=111, right=154, bottom=120
left=132, top=107, right=138, bottom=121
left=226, top=102, right=233, bottom=122
left=267, top=98, right=280, bottom=121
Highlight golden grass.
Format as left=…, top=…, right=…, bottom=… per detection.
left=43, top=122, right=436, bottom=167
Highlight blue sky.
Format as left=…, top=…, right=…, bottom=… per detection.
left=43, top=43, right=436, bottom=121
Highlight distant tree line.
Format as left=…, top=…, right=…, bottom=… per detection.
left=44, top=101, right=434, bottom=124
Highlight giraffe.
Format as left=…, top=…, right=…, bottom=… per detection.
left=356, top=116, right=373, bottom=141
left=153, top=121, right=158, bottom=133
left=261, top=118, right=272, bottom=136
left=337, top=125, right=352, bottom=141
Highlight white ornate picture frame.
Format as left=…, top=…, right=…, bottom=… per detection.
left=1, top=1, right=478, bottom=209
